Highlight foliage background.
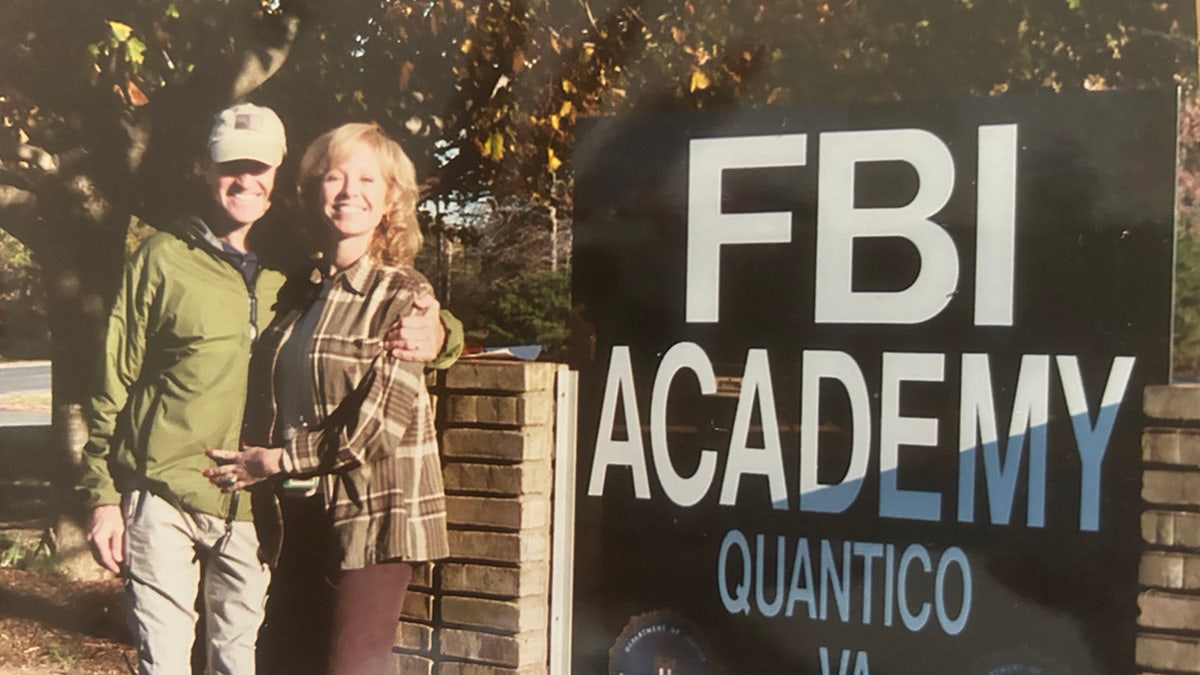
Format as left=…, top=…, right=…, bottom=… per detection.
left=0, top=0, right=1197, bottom=385
left=0, top=229, right=44, bottom=358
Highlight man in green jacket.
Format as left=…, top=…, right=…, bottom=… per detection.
left=78, top=103, right=459, bottom=675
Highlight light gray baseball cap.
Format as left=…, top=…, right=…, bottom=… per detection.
left=208, top=103, right=287, bottom=166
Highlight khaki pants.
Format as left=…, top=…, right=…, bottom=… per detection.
left=123, top=490, right=269, bottom=675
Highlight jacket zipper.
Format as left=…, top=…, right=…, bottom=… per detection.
left=226, top=261, right=261, bottom=533
left=246, top=267, right=260, bottom=342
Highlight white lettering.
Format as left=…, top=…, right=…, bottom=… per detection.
left=800, top=350, right=872, bottom=513
left=974, top=124, right=1018, bottom=326
left=686, top=135, right=807, bottom=323
left=854, top=541, right=885, bottom=624
left=1058, top=355, right=1135, bottom=531
left=587, top=346, right=651, bottom=498
left=757, top=534, right=787, bottom=617
left=898, top=544, right=932, bottom=632
left=720, top=349, right=788, bottom=509
left=935, top=547, right=972, bottom=635
left=880, top=352, right=944, bottom=521
left=651, top=342, right=719, bottom=507
left=957, top=354, right=1050, bottom=527
left=815, top=129, right=958, bottom=324
left=786, top=538, right=817, bottom=618
left=718, top=529, right=752, bottom=615
left=820, top=539, right=852, bottom=622
left=720, top=532, right=972, bottom=637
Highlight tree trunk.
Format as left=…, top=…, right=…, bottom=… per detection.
left=440, top=229, right=455, bottom=305
left=548, top=202, right=559, bottom=273
left=41, top=219, right=123, bottom=580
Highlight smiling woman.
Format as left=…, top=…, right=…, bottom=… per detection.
left=320, top=144, right=389, bottom=246
left=298, top=122, right=424, bottom=271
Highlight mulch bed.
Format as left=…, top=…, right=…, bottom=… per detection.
left=0, top=565, right=134, bottom=674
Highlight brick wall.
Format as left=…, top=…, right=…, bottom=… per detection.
left=395, top=360, right=564, bottom=675
left=1139, top=385, right=1200, bottom=672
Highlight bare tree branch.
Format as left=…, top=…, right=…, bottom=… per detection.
left=231, top=12, right=303, bottom=100
left=0, top=142, right=59, bottom=192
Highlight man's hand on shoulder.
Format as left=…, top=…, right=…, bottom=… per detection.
left=86, top=504, right=125, bottom=575
left=384, top=292, right=445, bottom=362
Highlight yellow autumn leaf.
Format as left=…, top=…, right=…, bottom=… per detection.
left=562, top=79, right=577, bottom=94
left=689, top=68, right=711, bottom=92
left=108, top=20, right=133, bottom=42
left=460, top=38, right=473, bottom=54
left=547, top=147, right=562, bottom=171
left=487, top=130, right=505, bottom=160
left=559, top=100, right=573, bottom=117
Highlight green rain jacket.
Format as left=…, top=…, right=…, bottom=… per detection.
left=79, top=217, right=285, bottom=520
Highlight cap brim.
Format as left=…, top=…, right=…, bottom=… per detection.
left=210, top=136, right=284, bottom=167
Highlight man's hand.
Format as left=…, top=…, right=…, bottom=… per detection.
left=384, top=292, right=446, bottom=362
left=86, top=504, right=125, bottom=576
left=204, top=446, right=284, bottom=491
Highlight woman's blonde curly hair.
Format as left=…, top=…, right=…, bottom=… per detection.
left=297, top=122, right=423, bottom=266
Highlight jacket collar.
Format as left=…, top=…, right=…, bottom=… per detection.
left=172, top=216, right=259, bottom=266
left=172, top=215, right=222, bottom=251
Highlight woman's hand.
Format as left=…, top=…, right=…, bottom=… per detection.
left=203, top=445, right=284, bottom=492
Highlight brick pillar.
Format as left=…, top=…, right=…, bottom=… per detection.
left=1139, top=385, right=1200, bottom=672
left=395, top=360, right=563, bottom=675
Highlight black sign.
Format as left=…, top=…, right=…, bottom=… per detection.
left=570, top=90, right=1176, bottom=674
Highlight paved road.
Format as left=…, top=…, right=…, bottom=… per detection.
left=0, top=361, right=50, bottom=395
left=0, top=361, right=51, bottom=426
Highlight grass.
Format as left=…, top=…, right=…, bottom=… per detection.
left=44, top=640, right=87, bottom=669
left=0, top=531, right=60, bottom=575
left=0, top=392, right=51, bottom=411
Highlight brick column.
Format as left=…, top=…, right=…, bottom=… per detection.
left=396, top=360, right=563, bottom=675
left=1139, top=385, right=1200, bottom=672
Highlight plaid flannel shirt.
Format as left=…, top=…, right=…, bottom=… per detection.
left=244, top=256, right=449, bottom=569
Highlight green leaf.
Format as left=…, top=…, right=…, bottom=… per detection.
left=126, top=37, right=147, bottom=65
left=107, top=20, right=133, bottom=42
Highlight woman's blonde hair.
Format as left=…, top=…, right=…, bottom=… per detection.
left=297, top=122, right=423, bottom=266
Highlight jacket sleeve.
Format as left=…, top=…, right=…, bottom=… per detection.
left=428, top=308, right=464, bottom=370
left=78, top=248, right=155, bottom=508
left=282, top=282, right=430, bottom=475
